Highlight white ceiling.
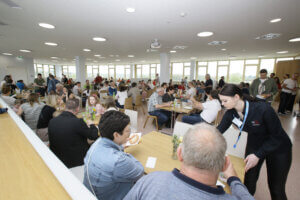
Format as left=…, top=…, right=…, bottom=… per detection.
left=0, top=0, right=300, bottom=65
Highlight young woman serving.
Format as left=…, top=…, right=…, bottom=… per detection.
left=217, top=84, right=292, bottom=200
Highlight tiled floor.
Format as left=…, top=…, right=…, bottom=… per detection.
left=135, top=102, right=300, bottom=200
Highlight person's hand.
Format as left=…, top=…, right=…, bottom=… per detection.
left=244, top=154, right=259, bottom=172
left=263, top=94, right=271, bottom=98
left=223, top=156, right=238, bottom=179
left=86, top=120, right=95, bottom=126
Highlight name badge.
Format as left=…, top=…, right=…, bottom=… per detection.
left=232, top=117, right=243, bottom=128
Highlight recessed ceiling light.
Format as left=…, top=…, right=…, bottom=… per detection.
left=197, top=31, right=214, bottom=37
left=258, top=56, right=265, bottom=58
left=83, top=49, right=91, bottom=52
left=289, top=37, right=300, bottom=42
left=109, top=55, right=114, bottom=57
left=126, top=7, right=135, bottom=13
left=94, top=54, right=101, bottom=57
left=190, top=57, right=197, bottom=59
left=93, top=37, right=106, bottom=42
left=128, top=55, right=134, bottom=57
left=221, top=49, right=226, bottom=51
left=51, top=57, right=59, bottom=59
left=45, top=42, right=58, bottom=46
left=2, top=53, right=13, bottom=56
left=115, top=59, right=120, bottom=61
left=38, top=23, right=55, bottom=29
left=19, top=49, right=31, bottom=53
left=270, top=18, right=281, bottom=23
left=277, top=51, right=288, bottom=54
left=170, top=50, right=176, bottom=53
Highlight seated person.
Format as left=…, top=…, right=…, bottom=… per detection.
left=16, top=80, right=26, bottom=93
left=108, top=82, right=117, bottom=96
left=115, top=85, right=128, bottom=109
left=128, top=82, right=140, bottom=105
left=48, top=99, right=99, bottom=168
left=178, top=81, right=185, bottom=91
left=162, top=86, right=175, bottom=102
left=124, top=123, right=254, bottom=200
left=83, top=111, right=144, bottom=200
left=86, top=95, right=105, bottom=116
left=161, top=82, right=168, bottom=92
left=148, top=87, right=172, bottom=129
left=184, top=82, right=196, bottom=100
left=104, top=97, right=118, bottom=112
left=72, top=82, right=82, bottom=97
left=0, top=85, right=15, bottom=108
left=182, top=88, right=221, bottom=124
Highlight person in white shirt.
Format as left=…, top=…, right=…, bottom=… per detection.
left=182, top=88, right=221, bottom=124
left=278, top=73, right=298, bottom=114
left=284, top=73, right=299, bottom=113
left=115, top=85, right=128, bottom=109
left=0, top=85, right=16, bottom=108
left=72, top=82, right=82, bottom=97
left=185, top=82, right=196, bottom=100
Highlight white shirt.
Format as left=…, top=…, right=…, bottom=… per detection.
left=116, top=91, right=128, bottom=106
left=200, top=99, right=221, bottom=123
left=72, top=85, right=80, bottom=96
left=282, top=79, right=296, bottom=94
left=187, top=87, right=196, bottom=97
left=1, top=95, right=16, bottom=108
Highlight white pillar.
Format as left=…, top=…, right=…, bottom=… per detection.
left=130, top=64, right=134, bottom=79
left=160, top=53, right=170, bottom=84
left=190, top=60, right=196, bottom=80
left=75, top=56, right=86, bottom=83
left=26, top=58, right=35, bottom=84
left=55, top=65, right=62, bottom=79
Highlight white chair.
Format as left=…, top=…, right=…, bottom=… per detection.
left=173, top=121, right=193, bottom=137
left=223, top=126, right=248, bottom=158
left=125, top=109, right=138, bottom=132
left=70, top=165, right=85, bottom=182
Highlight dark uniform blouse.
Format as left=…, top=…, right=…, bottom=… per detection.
left=162, top=93, right=175, bottom=102
left=217, top=101, right=292, bottom=159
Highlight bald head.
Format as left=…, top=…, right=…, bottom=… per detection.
left=181, top=123, right=227, bottom=172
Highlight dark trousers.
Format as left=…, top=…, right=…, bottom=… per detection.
left=244, top=148, right=292, bottom=200
left=286, top=94, right=296, bottom=112
left=149, top=110, right=171, bottom=126
left=182, top=114, right=205, bottom=124
left=278, top=92, right=291, bottom=113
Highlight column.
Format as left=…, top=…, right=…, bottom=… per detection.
left=26, top=58, right=35, bottom=84
left=159, top=53, right=170, bottom=84
left=75, top=56, right=86, bottom=83
left=190, top=60, right=196, bottom=80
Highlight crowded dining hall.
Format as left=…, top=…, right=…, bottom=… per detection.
left=0, top=0, right=300, bottom=199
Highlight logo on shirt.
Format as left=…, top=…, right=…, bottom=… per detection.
left=251, top=120, right=260, bottom=126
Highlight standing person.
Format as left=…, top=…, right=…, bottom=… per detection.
left=128, top=82, right=140, bottom=105
left=278, top=73, right=298, bottom=115
left=286, top=73, right=299, bottom=113
left=48, top=99, right=99, bottom=168
left=270, top=73, right=276, bottom=79
left=218, top=76, right=225, bottom=89
left=217, top=84, right=292, bottom=200
left=203, top=74, right=213, bottom=101
left=115, top=85, right=128, bottom=109
left=108, top=82, right=117, bottom=96
left=61, top=74, right=68, bottom=85
left=83, top=111, right=144, bottom=200
left=47, top=75, right=56, bottom=94
left=155, top=73, right=160, bottom=86
left=34, top=73, right=46, bottom=96
left=249, top=69, right=278, bottom=104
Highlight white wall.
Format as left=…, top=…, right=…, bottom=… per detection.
left=0, top=55, right=34, bottom=84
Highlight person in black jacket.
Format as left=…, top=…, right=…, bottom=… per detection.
left=162, top=86, right=175, bottom=102
left=217, top=84, right=292, bottom=200
left=48, top=99, right=99, bottom=168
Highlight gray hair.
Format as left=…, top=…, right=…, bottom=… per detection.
left=65, top=99, right=80, bottom=111
left=156, top=87, right=164, bottom=92
left=181, top=123, right=227, bottom=173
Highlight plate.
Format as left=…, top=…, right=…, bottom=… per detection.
left=126, top=133, right=142, bottom=146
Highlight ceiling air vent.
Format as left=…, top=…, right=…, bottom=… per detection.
left=255, top=33, right=281, bottom=40
left=208, top=41, right=227, bottom=45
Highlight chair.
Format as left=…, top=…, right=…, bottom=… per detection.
left=125, top=109, right=138, bottom=132
left=124, top=97, right=133, bottom=110
left=134, top=95, right=145, bottom=114
left=223, top=126, right=248, bottom=158
left=70, top=165, right=84, bottom=182
left=213, top=110, right=223, bottom=126
left=173, top=121, right=193, bottom=137
left=143, top=115, right=158, bottom=132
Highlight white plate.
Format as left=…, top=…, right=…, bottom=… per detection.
left=126, top=133, right=142, bottom=146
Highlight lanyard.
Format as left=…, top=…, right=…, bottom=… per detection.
left=233, top=100, right=249, bottom=148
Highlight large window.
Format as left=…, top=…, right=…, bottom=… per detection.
left=34, top=64, right=55, bottom=78
left=229, top=60, right=244, bottom=83
left=244, top=66, right=258, bottom=83
left=142, top=64, right=150, bottom=78
left=100, top=65, right=109, bottom=78
left=62, top=66, right=76, bottom=79
left=217, top=66, right=228, bottom=81
left=198, top=66, right=207, bottom=81
left=108, top=65, right=115, bottom=79
left=116, top=65, right=125, bottom=79
left=207, top=61, right=217, bottom=80
left=260, top=59, right=275, bottom=73
left=172, top=63, right=184, bottom=81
